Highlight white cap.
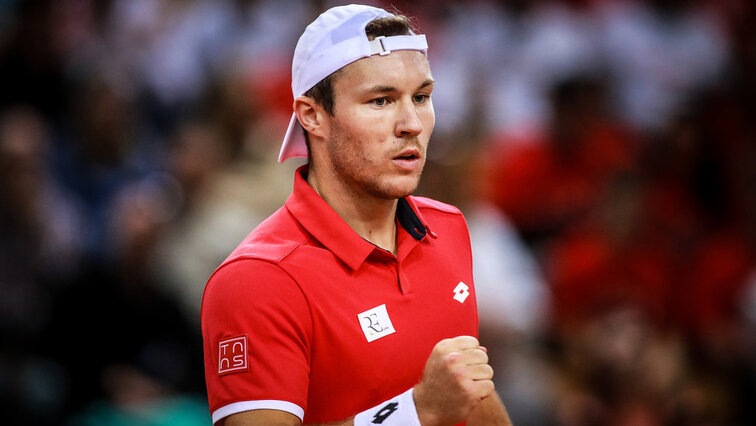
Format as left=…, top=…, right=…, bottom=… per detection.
left=278, top=4, right=428, bottom=162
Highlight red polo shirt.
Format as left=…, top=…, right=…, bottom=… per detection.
left=202, top=167, right=478, bottom=424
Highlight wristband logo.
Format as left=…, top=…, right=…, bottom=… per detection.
left=358, top=304, right=396, bottom=342
left=372, top=402, right=398, bottom=424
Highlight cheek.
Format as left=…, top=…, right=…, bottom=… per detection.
left=422, top=105, right=435, bottom=135
left=340, top=120, right=389, bottom=154
left=331, top=121, right=377, bottom=164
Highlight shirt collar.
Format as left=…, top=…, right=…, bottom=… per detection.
left=285, top=166, right=429, bottom=270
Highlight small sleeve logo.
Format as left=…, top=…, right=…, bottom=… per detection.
left=218, top=335, right=248, bottom=375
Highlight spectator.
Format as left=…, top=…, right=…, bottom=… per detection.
left=0, top=106, right=84, bottom=425
left=481, top=75, right=637, bottom=246
left=598, top=0, right=729, bottom=131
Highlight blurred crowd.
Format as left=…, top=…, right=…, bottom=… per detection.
left=0, top=0, right=754, bottom=425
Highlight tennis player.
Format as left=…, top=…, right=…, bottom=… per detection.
left=201, top=4, right=513, bottom=425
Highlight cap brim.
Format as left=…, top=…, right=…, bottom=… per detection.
left=278, top=113, right=308, bottom=163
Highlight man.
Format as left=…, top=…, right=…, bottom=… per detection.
left=201, top=4, right=513, bottom=425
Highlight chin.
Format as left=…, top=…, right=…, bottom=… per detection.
left=369, top=175, right=422, bottom=200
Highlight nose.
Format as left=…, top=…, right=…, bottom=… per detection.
left=395, top=99, right=423, bottom=137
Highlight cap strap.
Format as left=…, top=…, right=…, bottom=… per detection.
left=369, top=34, right=428, bottom=56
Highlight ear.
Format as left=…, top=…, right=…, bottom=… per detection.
left=294, top=96, right=328, bottom=140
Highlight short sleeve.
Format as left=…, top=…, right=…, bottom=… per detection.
left=201, top=258, right=312, bottom=424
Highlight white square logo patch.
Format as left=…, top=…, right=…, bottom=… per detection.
left=453, top=282, right=470, bottom=303
left=358, top=304, right=396, bottom=343
left=218, top=335, right=248, bottom=375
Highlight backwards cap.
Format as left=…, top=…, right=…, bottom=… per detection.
left=278, top=4, right=428, bottom=162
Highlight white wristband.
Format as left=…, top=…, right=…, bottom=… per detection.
left=353, top=388, right=421, bottom=426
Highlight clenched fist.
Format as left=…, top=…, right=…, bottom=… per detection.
left=413, top=336, right=495, bottom=426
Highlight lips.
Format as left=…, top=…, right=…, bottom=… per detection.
left=392, top=147, right=422, bottom=171
left=392, top=148, right=421, bottom=161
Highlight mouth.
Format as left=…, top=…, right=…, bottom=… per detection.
left=393, top=148, right=421, bottom=161
left=392, top=148, right=422, bottom=172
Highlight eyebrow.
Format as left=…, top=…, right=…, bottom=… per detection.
left=366, top=78, right=435, bottom=93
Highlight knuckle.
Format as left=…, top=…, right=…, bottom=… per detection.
left=468, top=349, right=488, bottom=365
left=437, top=338, right=454, bottom=352
left=444, top=351, right=460, bottom=367
left=460, top=335, right=479, bottom=346
left=483, top=364, right=494, bottom=379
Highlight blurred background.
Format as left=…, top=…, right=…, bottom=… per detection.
left=0, top=0, right=754, bottom=425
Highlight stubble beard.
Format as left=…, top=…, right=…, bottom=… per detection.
left=328, top=124, right=425, bottom=201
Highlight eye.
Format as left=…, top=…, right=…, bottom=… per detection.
left=413, top=94, right=430, bottom=104
left=371, top=97, right=389, bottom=107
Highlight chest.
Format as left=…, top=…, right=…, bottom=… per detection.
left=289, top=243, right=478, bottom=422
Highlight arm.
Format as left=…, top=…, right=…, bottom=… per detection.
left=466, top=392, right=513, bottom=426
left=203, top=260, right=311, bottom=426
left=222, top=410, right=303, bottom=426
left=221, top=397, right=516, bottom=426
left=222, top=409, right=363, bottom=426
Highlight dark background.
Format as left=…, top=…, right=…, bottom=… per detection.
left=1, top=0, right=754, bottom=425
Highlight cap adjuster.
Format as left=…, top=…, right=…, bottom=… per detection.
left=370, top=36, right=392, bottom=56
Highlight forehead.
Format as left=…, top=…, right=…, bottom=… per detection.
left=333, top=50, right=432, bottom=93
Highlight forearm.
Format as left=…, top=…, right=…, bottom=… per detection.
left=307, top=388, right=419, bottom=426
left=221, top=411, right=354, bottom=426
left=310, top=391, right=514, bottom=426
left=220, top=389, right=418, bottom=426
left=466, top=392, right=514, bottom=426
left=304, top=418, right=354, bottom=426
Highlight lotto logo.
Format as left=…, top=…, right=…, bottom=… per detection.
left=218, top=335, right=248, bottom=375
left=453, top=282, right=470, bottom=303
left=372, top=402, right=398, bottom=423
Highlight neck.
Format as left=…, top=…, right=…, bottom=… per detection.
left=307, top=164, right=399, bottom=255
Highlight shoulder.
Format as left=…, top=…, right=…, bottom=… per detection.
left=409, top=196, right=471, bottom=242
left=203, top=258, right=303, bottom=307
left=409, top=196, right=474, bottom=253
left=221, top=205, right=311, bottom=267
left=408, top=196, right=468, bottom=231
left=202, top=206, right=312, bottom=307
left=409, top=195, right=464, bottom=217
left=201, top=257, right=311, bottom=334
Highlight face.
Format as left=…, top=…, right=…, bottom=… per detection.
left=321, top=50, right=435, bottom=200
